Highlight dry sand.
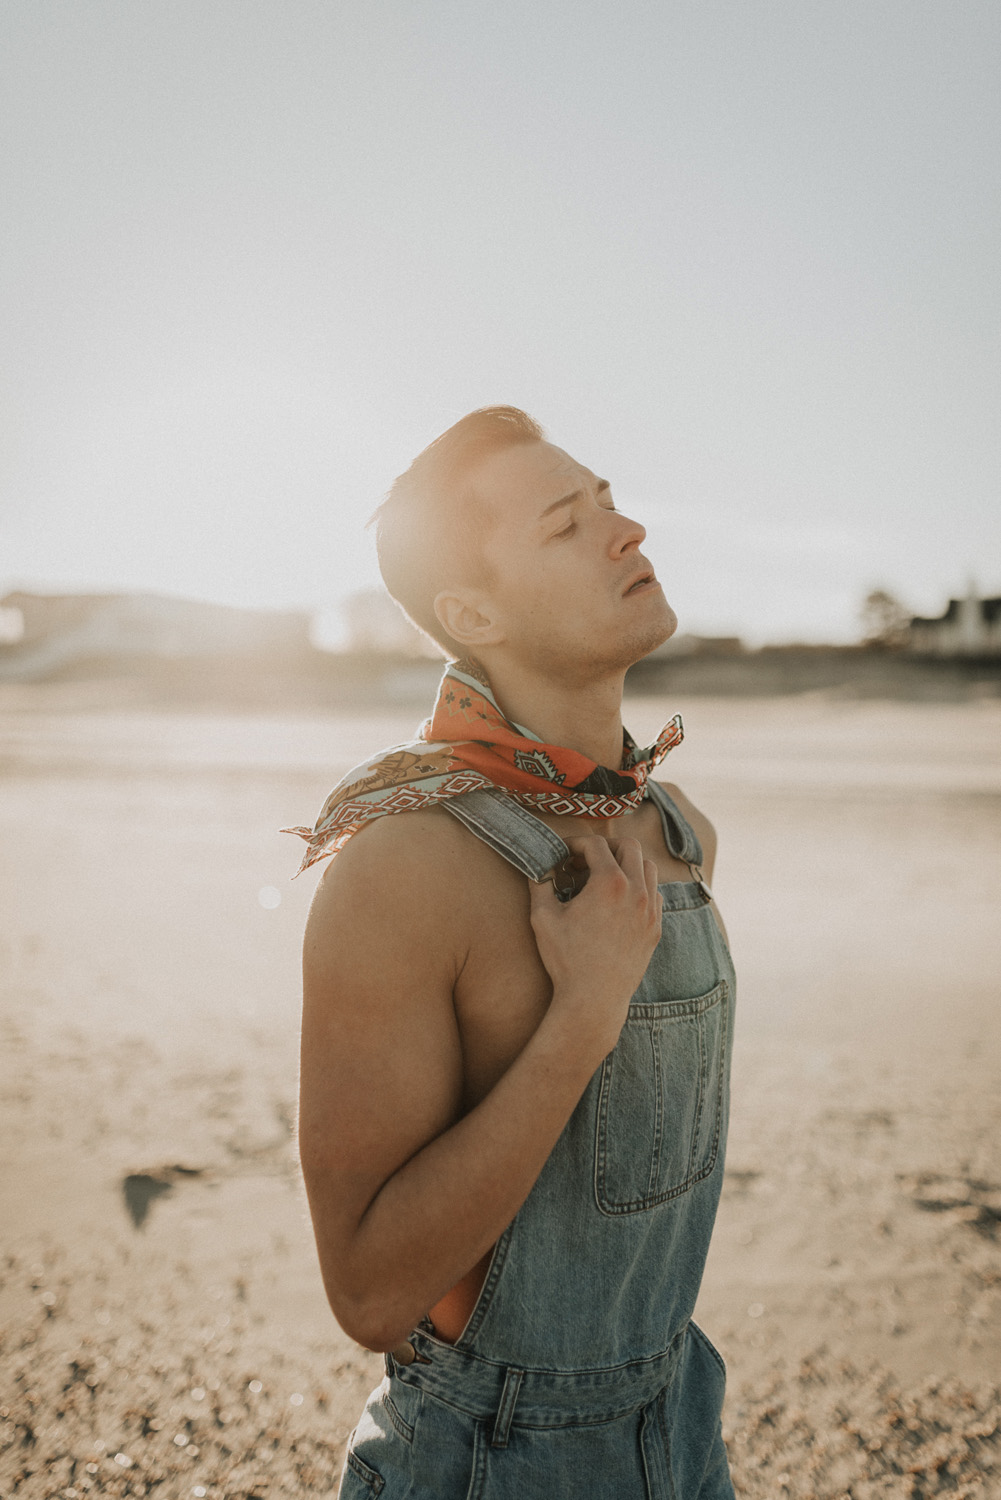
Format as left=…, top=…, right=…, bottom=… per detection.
left=1, top=689, right=1000, bottom=1498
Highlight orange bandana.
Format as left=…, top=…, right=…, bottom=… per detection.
left=285, top=660, right=683, bottom=875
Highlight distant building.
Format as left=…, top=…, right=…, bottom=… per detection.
left=0, top=590, right=312, bottom=681
left=909, top=586, right=1001, bottom=657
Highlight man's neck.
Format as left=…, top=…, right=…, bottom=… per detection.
left=474, top=657, right=628, bottom=769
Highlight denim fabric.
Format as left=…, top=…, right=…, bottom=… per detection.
left=442, top=786, right=570, bottom=883
left=339, top=785, right=736, bottom=1498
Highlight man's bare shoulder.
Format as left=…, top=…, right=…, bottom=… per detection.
left=654, top=781, right=718, bottom=873
left=303, top=805, right=500, bottom=967
left=313, top=804, right=490, bottom=896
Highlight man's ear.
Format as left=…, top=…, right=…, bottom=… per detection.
left=433, top=589, right=504, bottom=649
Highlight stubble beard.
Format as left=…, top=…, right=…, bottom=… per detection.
left=530, top=597, right=678, bottom=686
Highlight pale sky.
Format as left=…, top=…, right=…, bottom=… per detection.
left=2, top=1, right=999, bottom=644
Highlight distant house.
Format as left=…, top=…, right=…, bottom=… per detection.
left=909, top=587, right=1001, bottom=657
left=0, top=590, right=313, bottom=681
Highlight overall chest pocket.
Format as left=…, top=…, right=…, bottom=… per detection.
left=594, top=980, right=729, bottom=1216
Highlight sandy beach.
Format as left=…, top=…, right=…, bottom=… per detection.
left=2, top=688, right=1000, bottom=1498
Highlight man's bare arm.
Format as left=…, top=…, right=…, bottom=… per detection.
left=298, top=817, right=662, bottom=1353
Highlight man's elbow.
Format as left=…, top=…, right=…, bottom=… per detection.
left=313, top=1240, right=416, bottom=1353
left=328, top=1285, right=416, bottom=1355
left=301, top=1151, right=422, bottom=1352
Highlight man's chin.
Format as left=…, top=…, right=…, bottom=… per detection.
left=628, top=599, right=678, bottom=665
left=590, top=607, right=679, bottom=678
left=512, top=598, right=679, bottom=681
left=655, top=601, right=679, bottom=646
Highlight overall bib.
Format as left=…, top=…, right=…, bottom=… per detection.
left=339, top=782, right=737, bottom=1499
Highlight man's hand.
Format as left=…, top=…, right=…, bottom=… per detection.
left=529, top=835, right=663, bottom=1062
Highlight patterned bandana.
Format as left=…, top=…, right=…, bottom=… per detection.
left=285, top=660, right=684, bottom=875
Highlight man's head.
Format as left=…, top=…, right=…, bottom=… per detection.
left=373, top=406, right=542, bottom=659
left=374, top=405, right=676, bottom=679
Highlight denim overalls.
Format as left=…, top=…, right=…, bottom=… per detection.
left=339, top=783, right=737, bottom=1499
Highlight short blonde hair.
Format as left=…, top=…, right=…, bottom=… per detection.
left=372, top=406, right=544, bottom=656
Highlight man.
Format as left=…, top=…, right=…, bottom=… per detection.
left=292, top=407, right=736, bottom=1498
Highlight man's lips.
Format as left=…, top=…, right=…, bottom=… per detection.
left=623, top=567, right=660, bottom=596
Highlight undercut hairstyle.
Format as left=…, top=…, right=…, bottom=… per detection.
left=372, top=405, right=545, bottom=657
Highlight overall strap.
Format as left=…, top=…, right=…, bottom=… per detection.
left=443, top=786, right=570, bottom=883
left=645, top=780, right=704, bottom=865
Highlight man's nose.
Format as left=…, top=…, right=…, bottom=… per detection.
left=609, top=510, right=646, bottom=553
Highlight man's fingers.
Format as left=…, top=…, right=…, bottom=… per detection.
left=560, top=835, right=658, bottom=890
left=602, top=836, right=647, bottom=883
left=560, top=835, right=620, bottom=874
